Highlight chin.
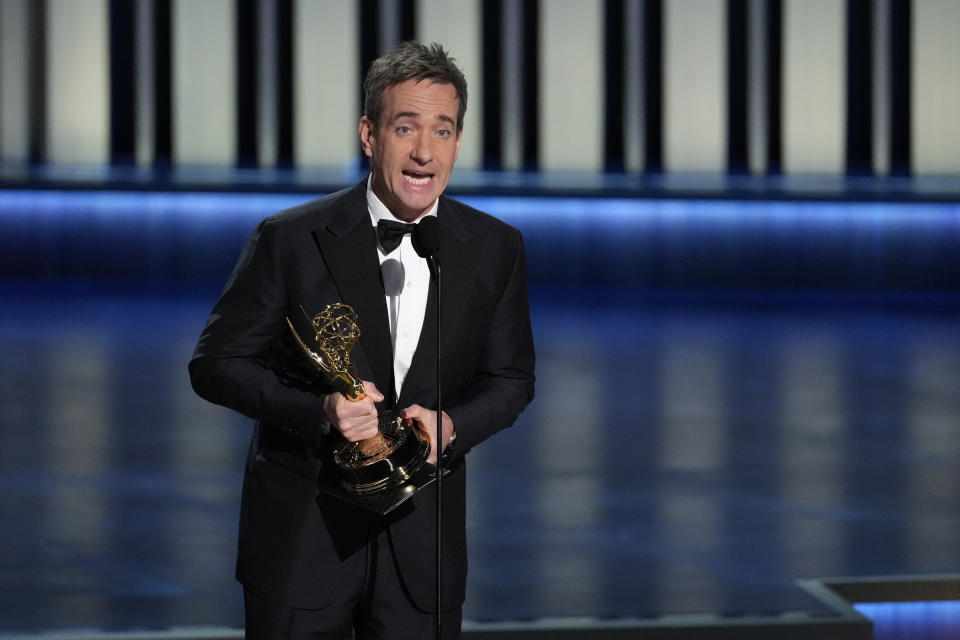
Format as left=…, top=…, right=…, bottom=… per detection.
left=400, top=196, right=438, bottom=216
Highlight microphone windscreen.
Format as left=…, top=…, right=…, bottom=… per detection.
left=413, top=216, right=442, bottom=258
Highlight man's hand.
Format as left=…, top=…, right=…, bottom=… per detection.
left=401, top=405, right=454, bottom=466
left=323, top=381, right=384, bottom=442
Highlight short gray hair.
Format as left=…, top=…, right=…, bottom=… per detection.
left=363, top=41, right=468, bottom=132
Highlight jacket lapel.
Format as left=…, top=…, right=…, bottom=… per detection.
left=311, top=182, right=395, bottom=401
left=399, top=198, right=478, bottom=406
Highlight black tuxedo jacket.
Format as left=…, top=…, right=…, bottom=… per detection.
left=189, top=180, right=535, bottom=612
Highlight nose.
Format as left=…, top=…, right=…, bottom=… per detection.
left=410, top=132, right=432, bottom=164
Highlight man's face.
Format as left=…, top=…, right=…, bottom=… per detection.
left=359, top=79, right=462, bottom=222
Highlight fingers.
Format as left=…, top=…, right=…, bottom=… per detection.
left=362, top=380, right=385, bottom=403
left=400, top=403, right=428, bottom=423
left=399, top=406, right=455, bottom=467
left=323, top=386, right=381, bottom=442
left=402, top=404, right=439, bottom=465
left=337, top=409, right=380, bottom=442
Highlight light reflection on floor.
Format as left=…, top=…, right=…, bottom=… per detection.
left=856, top=601, right=960, bottom=640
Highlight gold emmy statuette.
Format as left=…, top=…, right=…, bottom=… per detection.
left=286, top=303, right=430, bottom=499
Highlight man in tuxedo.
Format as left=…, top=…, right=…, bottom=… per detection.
left=189, top=41, right=535, bottom=639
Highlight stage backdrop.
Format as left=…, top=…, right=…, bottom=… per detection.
left=1, top=0, right=959, bottom=177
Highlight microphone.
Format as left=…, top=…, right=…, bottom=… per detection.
left=412, top=215, right=441, bottom=257
left=413, top=216, right=441, bottom=280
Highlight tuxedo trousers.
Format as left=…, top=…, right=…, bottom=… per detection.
left=243, top=528, right=462, bottom=640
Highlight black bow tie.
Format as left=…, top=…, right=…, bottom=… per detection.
left=377, top=219, right=417, bottom=254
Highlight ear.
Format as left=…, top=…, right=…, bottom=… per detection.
left=358, top=117, right=375, bottom=158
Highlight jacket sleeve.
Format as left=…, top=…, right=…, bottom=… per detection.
left=444, top=231, right=536, bottom=456
left=188, top=217, right=330, bottom=448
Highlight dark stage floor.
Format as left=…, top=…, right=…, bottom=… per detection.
left=2, top=280, right=959, bottom=637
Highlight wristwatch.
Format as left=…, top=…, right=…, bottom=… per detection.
left=440, top=429, right=457, bottom=466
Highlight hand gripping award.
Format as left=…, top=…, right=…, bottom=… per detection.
left=285, top=302, right=434, bottom=513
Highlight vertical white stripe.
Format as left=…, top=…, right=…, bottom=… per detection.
left=0, top=0, right=30, bottom=163
left=912, top=0, right=960, bottom=175
left=539, top=0, right=604, bottom=172
left=416, top=0, right=482, bottom=171
left=624, top=0, right=645, bottom=173
left=873, top=0, right=892, bottom=176
left=294, top=0, right=359, bottom=169
left=782, top=0, right=846, bottom=174
left=46, top=0, right=110, bottom=165
left=258, top=0, right=279, bottom=168
left=748, top=0, right=768, bottom=175
left=135, top=0, right=156, bottom=167
left=664, top=0, right=727, bottom=173
left=501, top=0, right=524, bottom=171
left=172, top=0, right=236, bottom=166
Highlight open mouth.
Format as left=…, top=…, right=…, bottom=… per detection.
left=403, top=171, right=432, bottom=186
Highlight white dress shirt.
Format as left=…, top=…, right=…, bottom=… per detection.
left=366, top=179, right=435, bottom=399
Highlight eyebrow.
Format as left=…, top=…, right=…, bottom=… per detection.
left=392, top=111, right=456, bottom=126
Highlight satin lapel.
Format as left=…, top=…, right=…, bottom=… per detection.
left=399, top=201, right=478, bottom=406
left=311, top=189, right=394, bottom=400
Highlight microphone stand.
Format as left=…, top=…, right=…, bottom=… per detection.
left=413, top=216, right=444, bottom=639
left=431, top=255, right=443, bottom=640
